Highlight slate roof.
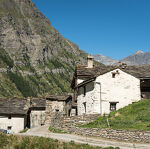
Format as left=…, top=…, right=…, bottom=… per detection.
left=0, top=97, right=47, bottom=115
left=77, top=65, right=150, bottom=78
left=46, top=95, right=72, bottom=102
left=75, top=65, right=109, bottom=79
left=0, top=97, right=27, bottom=115
left=71, top=64, right=150, bottom=88
left=30, top=98, right=46, bottom=108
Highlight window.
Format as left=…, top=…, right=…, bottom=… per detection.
left=83, top=86, right=86, bottom=96
left=7, top=126, right=12, bottom=130
left=55, top=109, right=59, bottom=113
left=110, top=102, right=118, bottom=111
left=112, top=73, right=116, bottom=78
left=8, top=115, right=11, bottom=119
left=112, top=70, right=119, bottom=78
left=83, top=102, right=86, bottom=113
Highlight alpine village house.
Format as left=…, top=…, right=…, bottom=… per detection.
left=71, top=55, right=150, bottom=115
left=0, top=56, right=150, bottom=133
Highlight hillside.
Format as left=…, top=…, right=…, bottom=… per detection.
left=81, top=99, right=150, bottom=131
left=0, top=0, right=105, bottom=97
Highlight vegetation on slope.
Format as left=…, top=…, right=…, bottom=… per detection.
left=0, top=71, right=73, bottom=98
left=81, top=99, right=150, bottom=131
left=0, top=47, right=73, bottom=97
left=0, top=133, right=119, bottom=149
left=49, top=126, right=66, bottom=133
left=0, top=48, right=14, bottom=68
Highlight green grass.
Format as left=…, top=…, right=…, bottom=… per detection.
left=20, top=128, right=29, bottom=133
left=81, top=99, right=150, bottom=131
left=7, top=72, right=37, bottom=97
left=0, top=133, right=119, bottom=149
left=0, top=48, right=14, bottom=68
left=49, top=126, right=67, bottom=133
left=0, top=70, right=72, bottom=98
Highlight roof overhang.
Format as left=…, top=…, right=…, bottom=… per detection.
left=76, top=77, right=96, bottom=88
left=46, top=95, right=72, bottom=102
left=139, top=77, right=150, bottom=80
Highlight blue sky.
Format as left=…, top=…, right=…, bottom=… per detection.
left=32, top=0, right=150, bottom=60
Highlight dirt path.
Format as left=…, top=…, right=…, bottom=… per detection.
left=17, top=126, right=150, bottom=149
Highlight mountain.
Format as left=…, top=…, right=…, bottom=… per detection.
left=94, top=50, right=150, bottom=66
left=0, top=0, right=105, bottom=97
left=120, top=50, right=150, bottom=66
left=93, top=54, right=118, bottom=66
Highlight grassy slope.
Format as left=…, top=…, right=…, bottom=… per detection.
left=0, top=70, right=73, bottom=98
left=81, top=99, right=150, bottom=131
left=0, top=134, right=119, bottom=149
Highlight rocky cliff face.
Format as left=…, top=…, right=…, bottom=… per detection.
left=0, top=0, right=86, bottom=67
left=121, top=50, right=150, bottom=66
left=0, top=0, right=105, bottom=97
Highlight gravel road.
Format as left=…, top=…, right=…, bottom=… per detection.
left=17, top=126, right=150, bottom=149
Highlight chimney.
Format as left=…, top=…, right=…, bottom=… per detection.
left=87, top=55, right=94, bottom=68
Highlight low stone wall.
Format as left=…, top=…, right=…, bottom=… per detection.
left=64, top=127, right=150, bottom=143
left=51, top=114, right=150, bottom=143
left=51, top=114, right=100, bottom=128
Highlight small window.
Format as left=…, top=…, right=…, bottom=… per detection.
left=112, top=73, right=116, bottom=78
left=7, top=126, right=12, bottom=130
left=55, top=109, right=59, bottom=112
left=8, top=115, right=11, bottom=119
left=83, top=102, right=86, bottom=113
left=83, top=86, right=86, bottom=96
left=110, top=102, right=117, bottom=111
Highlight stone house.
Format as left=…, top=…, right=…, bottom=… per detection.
left=0, top=95, right=72, bottom=133
left=45, top=95, right=72, bottom=125
left=71, top=56, right=150, bottom=115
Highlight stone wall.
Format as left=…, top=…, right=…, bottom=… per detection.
left=65, top=127, right=150, bottom=143
left=51, top=114, right=100, bottom=129
left=51, top=114, right=150, bottom=143
left=45, top=97, right=72, bottom=125
left=45, top=100, right=66, bottom=125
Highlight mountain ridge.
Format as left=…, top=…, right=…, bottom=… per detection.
left=120, top=51, right=150, bottom=66
left=93, top=54, right=118, bottom=66
left=93, top=50, right=150, bottom=66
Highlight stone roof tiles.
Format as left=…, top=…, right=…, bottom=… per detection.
left=76, top=65, right=150, bottom=79
left=46, top=95, right=72, bottom=102
left=0, top=97, right=27, bottom=115
left=71, top=64, right=150, bottom=88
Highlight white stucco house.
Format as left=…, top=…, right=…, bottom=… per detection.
left=0, top=98, right=28, bottom=133
left=76, top=68, right=141, bottom=115
left=0, top=97, right=46, bottom=133
left=71, top=55, right=148, bottom=116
